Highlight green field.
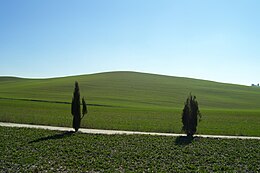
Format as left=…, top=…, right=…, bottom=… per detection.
left=1, top=126, right=259, bottom=172
left=0, top=71, right=260, bottom=136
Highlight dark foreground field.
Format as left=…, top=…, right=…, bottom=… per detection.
left=1, top=126, right=259, bottom=172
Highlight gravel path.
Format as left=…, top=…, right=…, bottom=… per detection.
left=1, top=122, right=259, bottom=140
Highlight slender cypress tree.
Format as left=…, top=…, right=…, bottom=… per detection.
left=82, top=97, right=88, bottom=119
left=181, top=93, right=201, bottom=137
left=71, top=81, right=87, bottom=132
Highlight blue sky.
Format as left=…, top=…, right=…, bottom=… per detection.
left=0, top=0, right=259, bottom=85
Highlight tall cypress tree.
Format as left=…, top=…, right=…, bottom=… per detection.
left=71, top=81, right=87, bottom=132
left=181, top=93, right=201, bottom=137
left=82, top=97, right=88, bottom=119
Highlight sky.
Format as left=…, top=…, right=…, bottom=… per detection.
left=0, top=0, right=259, bottom=85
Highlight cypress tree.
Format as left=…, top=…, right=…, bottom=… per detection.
left=181, top=93, right=201, bottom=137
left=82, top=97, right=88, bottom=118
left=71, top=81, right=88, bottom=132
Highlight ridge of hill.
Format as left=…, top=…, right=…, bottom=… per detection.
left=0, top=71, right=260, bottom=109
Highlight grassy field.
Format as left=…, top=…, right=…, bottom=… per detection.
left=1, top=99, right=260, bottom=136
left=1, top=126, right=260, bottom=172
left=0, top=71, right=260, bottom=136
left=1, top=71, right=260, bottom=109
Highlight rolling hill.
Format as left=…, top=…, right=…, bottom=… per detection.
left=0, top=71, right=260, bottom=109
left=0, top=71, right=260, bottom=136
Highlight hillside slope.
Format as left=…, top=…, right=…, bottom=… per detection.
left=1, top=71, right=260, bottom=109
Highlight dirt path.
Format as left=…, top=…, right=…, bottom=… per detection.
left=1, top=122, right=259, bottom=140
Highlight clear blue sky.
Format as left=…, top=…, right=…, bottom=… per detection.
left=0, top=0, right=259, bottom=85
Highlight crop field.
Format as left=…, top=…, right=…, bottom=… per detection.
left=0, top=126, right=259, bottom=172
left=1, top=99, right=260, bottom=136
left=0, top=71, right=260, bottom=136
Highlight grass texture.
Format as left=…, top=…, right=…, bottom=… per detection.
left=0, top=126, right=260, bottom=172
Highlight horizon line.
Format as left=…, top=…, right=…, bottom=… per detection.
left=0, top=70, right=251, bottom=87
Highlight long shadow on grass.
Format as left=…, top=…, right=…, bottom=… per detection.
left=29, top=131, right=75, bottom=143
left=175, top=136, right=194, bottom=146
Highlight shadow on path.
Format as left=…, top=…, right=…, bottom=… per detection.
left=29, top=131, right=75, bottom=143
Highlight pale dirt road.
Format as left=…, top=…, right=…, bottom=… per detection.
left=1, top=122, right=260, bottom=140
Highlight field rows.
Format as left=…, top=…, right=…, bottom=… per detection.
left=1, top=126, right=260, bottom=172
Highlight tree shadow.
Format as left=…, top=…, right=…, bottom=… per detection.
left=29, top=131, right=75, bottom=144
left=175, top=136, right=194, bottom=146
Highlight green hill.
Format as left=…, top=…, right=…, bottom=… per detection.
left=0, top=71, right=260, bottom=136
left=1, top=71, right=260, bottom=109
